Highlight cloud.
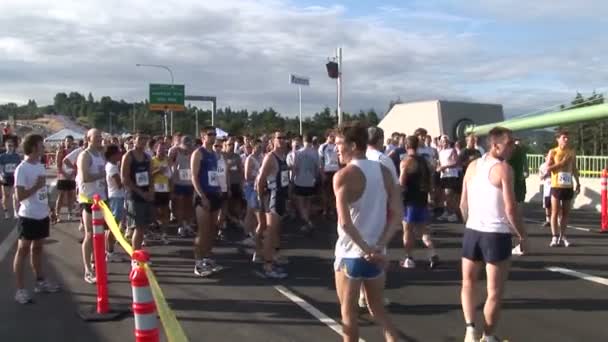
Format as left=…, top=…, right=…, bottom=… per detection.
left=0, top=0, right=607, bottom=121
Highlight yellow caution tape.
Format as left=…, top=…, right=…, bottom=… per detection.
left=94, top=199, right=189, bottom=342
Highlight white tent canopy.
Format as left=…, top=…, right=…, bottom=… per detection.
left=216, top=127, right=229, bottom=138
left=44, top=128, right=85, bottom=143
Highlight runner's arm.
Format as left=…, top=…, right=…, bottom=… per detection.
left=333, top=168, right=373, bottom=254
left=255, top=154, right=272, bottom=194
left=459, top=160, right=476, bottom=222
left=500, top=163, right=526, bottom=239
left=399, top=158, right=410, bottom=191
left=55, top=150, right=66, bottom=176
left=190, top=149, right=206, bottom=200
left=377, top=165, right=404, bottom=248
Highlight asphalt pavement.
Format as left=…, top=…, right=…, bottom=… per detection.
left=1, top=204, right=607, bottom=342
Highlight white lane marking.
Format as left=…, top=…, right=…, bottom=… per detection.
left=274, top=285, right=366, bottom=342
left=0, top=224, right=18, bottom=262
left=546, top=267, right=608, bottom=286
left=524, top=218, right=591, bottom=232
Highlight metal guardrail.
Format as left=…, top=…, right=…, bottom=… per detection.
left=527, top=154, right=608, bottom=178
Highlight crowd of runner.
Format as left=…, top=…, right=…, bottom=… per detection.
left=5, top=122, right=582, bottom=342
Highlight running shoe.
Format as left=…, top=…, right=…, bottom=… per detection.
left=447, top=214, right=459, bottom=223
left=160, top=233, right=171, bottom=245
left=263, top=265, right=287, bottom=279
left=106, top=252, right=123, bottom=263
left=400, top=257, right=416, bottom=269
left=34, top=279, right=60, bottom=293
left=561, top=238, right=572, bottom=248
left=15, top=289, right=33, bottom=304
left=84, top=272, right=97, bottom=284
left=437, top=212, right=449, bottom=221
left=512, top=244, right=524, bottom=256
left=464, top=326, right=479, bottom=342
left=542, top=221, right=550, bottom=228
left=480, top=334, right=501, bottom=342
left=549, top=236, right=559, bottom=247
left=194, top=261, right=215, bottom=277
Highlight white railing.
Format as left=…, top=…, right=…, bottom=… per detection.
left=527, top=154, right=608, bottom=178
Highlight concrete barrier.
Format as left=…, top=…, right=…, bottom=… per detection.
left=525, top=176, right=601, bottom=212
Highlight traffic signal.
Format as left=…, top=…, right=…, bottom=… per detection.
left=326, top=61, right=339, bottom=79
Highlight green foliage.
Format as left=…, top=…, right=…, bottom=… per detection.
left=1, top=91, right=382, bottom=138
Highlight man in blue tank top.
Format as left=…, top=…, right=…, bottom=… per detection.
left=191, top=126, right=224, bottom=277
left=256, top=131, right=290, bottom=279
left=0, top=136, right=22, bottom=218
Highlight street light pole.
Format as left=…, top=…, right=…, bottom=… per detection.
left=336, top=47, right=343, bottom=127
left=135, top=63, right=175, bottom=135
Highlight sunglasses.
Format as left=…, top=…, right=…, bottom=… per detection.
left=206, top=132, right=217, bottom=136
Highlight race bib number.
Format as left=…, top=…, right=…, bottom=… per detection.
left=208, top=171, right=219, bottom=187
left=37, top=187, right=48, bottom=203
left=5, top=163, right=16, bottom=173
left=280, top=170, right=290, bottom=187
left=557, top=172, right=573, bottom=186
left=135, top=172, right=149, bottom=187
left=179, top=169, right=191, bottom=181
left=154, top=183, right=169, bottom=192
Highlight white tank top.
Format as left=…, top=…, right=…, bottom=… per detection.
left=78, top=150, right=107, bottom=201
left=465, top=154, right=510, bottom=234
left=439, top=148, right=459, bottom=178
left=246, top=154, right=261, bottom=184
left=334, top=159, right=387, bottom=259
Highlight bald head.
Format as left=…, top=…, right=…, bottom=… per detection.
left=87, top=128, right=102, bottom=148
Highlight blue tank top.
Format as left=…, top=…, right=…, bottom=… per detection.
left=0, top=152, right=22, bottom=177
left=198, top=147, right=221, bottom=194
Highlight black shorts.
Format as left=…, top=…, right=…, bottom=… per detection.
left=127, top=199, right=153, bottom=228
left=56, top=180, right=76, bottom=191
left=543, top=196, right=551, bottom=209
left=294, top=186, right=315, bottom=197
left=462, top=228, right=512, bottom=263
left=18, top=216, right=50, bottom=241
left=230, top=184, right=243, bottom=200
left=2, top=175, right=14, bottom=187
left=439, top=177, right=460, bottom=191
left=194, top=192, right=223, bottom=212
left=551, top=188, right=574, bottom=201
left=262, top=190, right=288, bottom=217
left=154, top=192, right=170, bottom=207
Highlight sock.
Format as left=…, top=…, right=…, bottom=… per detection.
left=466, top=322, right=475, bottom=328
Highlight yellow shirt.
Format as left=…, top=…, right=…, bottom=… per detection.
left=151, top=157, right=171, bottom=192
left=550, top=147, right=575, bottom=189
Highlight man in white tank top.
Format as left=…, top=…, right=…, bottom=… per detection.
left=76, top=129, right=107, bottom=285
left=459, top=127, right=527, bottom=342
left=333, top=122, right=402, bottom=342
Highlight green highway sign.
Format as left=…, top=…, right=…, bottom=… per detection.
left=149, top=83, right=185, bottom=111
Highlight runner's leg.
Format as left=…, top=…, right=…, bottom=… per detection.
left=483, top=260, right=510, bottom=336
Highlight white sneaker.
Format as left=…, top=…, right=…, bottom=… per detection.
left=84, top=272, right=97, bottom=284
left=512, top=244, right=524, bottom=256
left=438, top=212, right=449, bottom=221
left=549, top=236, right=559, bottom=247
left=358, top=294, right=367, bottom=308
left=464, top=326, right=480, bottom=342
left=400, top=257, right=416, bottom=269
left=160, top=233, right=171, bottom=245
left=561, top=238, right=571, bottom=247
left=15, top=289, right=33, bottom=304
left=480, top=334, right=501, bottom=342
left=447, top=214, right=459, bottom=223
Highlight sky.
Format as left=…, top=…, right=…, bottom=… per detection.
left=1, top=0, right=607, bottom=118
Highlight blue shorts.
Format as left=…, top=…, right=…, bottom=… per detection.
left=174, top=184, right=194, bottom=196
left=108, top=197, right=125, bottom=223
left=244, top=184, right=260, bottom=210
left=403, top=205, right=428, bottom=224
left=462, top=228, right=512, bottom=263
left=336, top=257, right=383, bottom=280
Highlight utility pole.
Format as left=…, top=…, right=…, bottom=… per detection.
left=337, top=47, right=343, bottom=126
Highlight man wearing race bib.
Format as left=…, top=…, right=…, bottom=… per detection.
left=121, top=133, right=154, bottom=252
left=77, top=129, right=107, bottom=284
left=213, top=139, right=230, bottom=239
left=293, top=133, right=320, bottom=234
left=151, top=141, right=171, bottom=245
left=547, top=130, right=580, bottom=247
left=191, top=126, right=225, bottom=277
left=169, top=135, right=195, bottom=238
left=13, top=134, right=60, bottom=304
left=224, top=139, right=244, bottom=228
left=243, top=139, right=265, bottom=259
left=0, top=136, right=22, bottom=219
left=256, top=131, right=290, bottom=279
